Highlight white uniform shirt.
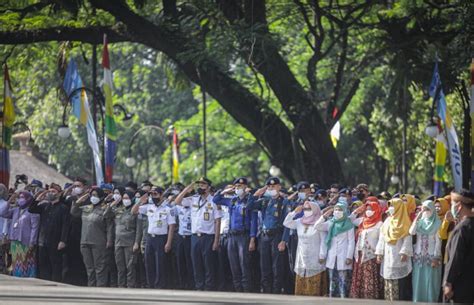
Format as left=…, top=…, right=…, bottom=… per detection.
left=375, top=219, right=413, bottom=280
left=176, top=205, right=192, bottom=236
left=138, top=203, right=176, bottom=236
left=181, top=194, right=222, bottom=235
left=220, top=205, right=229, bottom=235
left=315, top=216, right=355, bottom=271
left=283, top=211, right=327, bottom=277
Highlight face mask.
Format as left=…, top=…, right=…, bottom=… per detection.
left=333, top=210, right=344, bottom=220
left=46, top=192, right=58, bottom=202
left=235, top=188, right=244, bottom=197
left=303, top=210, right=313, bottom=217
left=148, top=196, right=154, bottom=205
left=387, top=206, right=395, bottom=215
left=356, top=192, right=365, bottom=201
left=122, top=199, right=132, bottom=207
left=451, top=204, right=459, bottom=219
left=113, top=194, right=121, bottom=201
left=316, top=200, right=325, bottom=208
left=72, top=187, right=83, bottom=196
left=90, top=196, right=100, bottom=205
left=264, top=190, right=277, bottom=198
left=17, top=198, right=28, bottom=209
left=298, top=192, right=306, bottom=200
left=422, top=210, right=432, bottom=219
left=365, top=210, right=375, bottom=218
left=197, top=188, right=206, bottom=195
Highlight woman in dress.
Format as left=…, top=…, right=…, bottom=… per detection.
left=375, top=198, right=413, bottom=301
left=409, top=200, right=442, bottom=302
left=316, top=202, right=355, bottom=298
left=283, top=200, right=327, bottom=296
left=349, top=196, right=384, bottom=299
left=0, top=190, right=39, bottom=277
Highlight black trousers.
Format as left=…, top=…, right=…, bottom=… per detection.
left=39, top=244, right=63, bottom=282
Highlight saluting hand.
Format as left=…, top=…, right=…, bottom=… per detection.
left=254, top=186, right=267, bottom=197
left=294, top=205, right=304, bottom=214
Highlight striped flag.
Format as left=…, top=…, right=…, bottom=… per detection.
left=102, top=34, right=117, bottom=183
left=0, top=64, right=16, bottom=187
left=430, top=61, right=462, bottom=191
left=470, top=58, right=474, bottom=192
left=63, top=59, right=104, bottom=185
left=330, top=121, right=341, bottom=148
left=433, top=129, right=447, bottom=197
left=172, top=128, right=179, bottom=183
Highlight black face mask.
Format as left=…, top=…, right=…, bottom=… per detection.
left=152, top=197, right=161, bottom=205
left=197, top=188, right=206, bottom=195
left=356, top=192, right=365, bottom=201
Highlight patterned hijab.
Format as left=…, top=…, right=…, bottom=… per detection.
left=300, top=201, right=321, bottom=225
left=325, top=203, right=354, bottom=247
left=382, top=198, right=412, bottom=244
left=362, top=197, right=382, bottom=230
left=416, top=200, right=441, bottom=235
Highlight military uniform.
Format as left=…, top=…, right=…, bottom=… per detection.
left=175, top=204, right=194, bottom=289
left=216, top=205, right=233, bottom=291
left=71, top=202, right=113, bottom=287
left=182, top=193, right=222, bottom=291
left=138, top=202, right=175, bottom=289
left=247, top=177, right=289, bottom=294
left=213, top=188, right=258, bottom=292
left=105, top=204, right=142, bottom=288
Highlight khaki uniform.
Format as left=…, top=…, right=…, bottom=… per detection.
left=71, top=203, right=113, bottom=287
left=105, top=205, right=142, bottom=288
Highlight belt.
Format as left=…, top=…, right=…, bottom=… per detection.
left=261, top=228, right=281, bottom=236
left=180, top=234, right=191, bottom=239
left=192, top=232, right=214, bottom=237
left=149, top=234, right=167, bottom=238
left=229, top=230, right=249, bottom=236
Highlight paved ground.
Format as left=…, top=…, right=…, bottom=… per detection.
left=0, top=275, right=423, bottom=304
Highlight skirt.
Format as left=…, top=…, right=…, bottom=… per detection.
left=350, top=258, right=384, bottom=299
left=412, top=261, right=441, bottom=302
left=295, top=271, right=328, bottom=296
left=384, top=274, right=412, bottom=301
left=11, top=240, right=37, bottom=277
left=328, top=268, right=352, bottom=298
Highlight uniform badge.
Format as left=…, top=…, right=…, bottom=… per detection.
left=203, top=212, right=210, bottom=221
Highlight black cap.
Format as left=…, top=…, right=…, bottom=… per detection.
left=296, top=181, right=310, bottom=191
left=338, top=188, right=351, bottom=195
left=150, top=186, right=164, bottom=194
left=195, top=177, right=212, bottom=186
left=233, top=177, right=248, bottom=185
left=265, top=177, right=280, bottom=186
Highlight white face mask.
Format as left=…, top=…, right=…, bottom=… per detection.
left=122, top=199, right=132, bottom=207
left=235, top=188, right=244, bottom=197
left=90, top=196, right=100, bottom=205
left=113, top=194, right=121, bottom=201
left=333, top=210, right=344, bottom=220
left=422, top=210, right=432, bottom=219
left=72, top=187, right=83, bottom=195
left=303, top=210, right=313, bottom=217
left=387, top=206, right=395, bottom=215
left=365, top=210, right=375, bottom=218
left=148, top=196, right=154, bottom=204
left=264, top=190, right=277, bottom=197
left=298, top=192, right=306, bottom=200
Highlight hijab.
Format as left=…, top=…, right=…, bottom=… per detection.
left=435, top=198, right=450, bottom=218
left=300, top=201, right=321, bottom=225
left=416, top=200, right=441, bottom=235
left=325, top=203, right=354, bottom=248
left=362, top=197, right=382, bottom=230
left=382, top=198, right=412, bottom=244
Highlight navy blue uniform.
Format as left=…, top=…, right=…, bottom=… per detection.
left=247, top=195, right=288, bottom=294
left=213, top=192, right=258, bottom=292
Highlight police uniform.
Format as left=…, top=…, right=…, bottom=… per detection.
left=105, top=204, right=142, bottom=288
left=213, top=178, right=258, bottom=292
left=247, top=177, right=289, bottom=294
left=216, top=205, right=233, bottom=291
left=182, top=190, right=222, bottom=291
left=175, top=204, right=194, bottom=289
left=138, top=202, right=176, bottom=288
left=71, top=202, right=113, bottom=287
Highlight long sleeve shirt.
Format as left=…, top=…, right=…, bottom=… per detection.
left=71, top=203, right=113, bottom=246
left=0, top=200, right=40, bottom=247
left=213, top=192, right=258, bottom=237
left=352, top=217, right=382, bottom=263
left=283, top=211, right=327, bottom=277
left=105, top=205, right=142, bottom=247
left=28, top=200, right=70, bottom=247
left=315, top=216, right=355, bottom=271
left=409, top=221, right=442, bottom=264
left=247, top=195, right=288, bottom=241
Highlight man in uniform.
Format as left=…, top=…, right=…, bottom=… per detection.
left=175, top=177, right=221, bottom=291
left=213, top=177, right=258, bottom=292
left=247, top=177, right=288, bottom=294
left=132, top=187, right=175, bottom=289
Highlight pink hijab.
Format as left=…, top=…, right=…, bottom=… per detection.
left=301, top=201, right=322, bottom=225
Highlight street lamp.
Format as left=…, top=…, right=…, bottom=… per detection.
left=125, top=156, right=136, bottom=168
left=57, top=125, right=71, bottom=139
left=269, top=165, right=281, bottom=177
left=390, top=175, right=400, bottom=185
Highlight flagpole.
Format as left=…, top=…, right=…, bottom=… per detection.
left=470, top=58, right=474, bottom=191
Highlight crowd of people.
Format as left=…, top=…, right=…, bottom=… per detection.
left=0, top=174, right=473, bottom=303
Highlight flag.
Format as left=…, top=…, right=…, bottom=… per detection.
left=433, top=131, right=447, bottom=196
left=0, top=64, right=16, bottom=187
left=470, top=58, right=474, bottom=192
left=330, top=121, right=340, bottom=148
left=63, top=59, right=104, bottom=185
left=430, top=61, right=462, bottom=191
left=172, top=128, right=179, bottom=183
left=102, top=34, right=117, bottom=183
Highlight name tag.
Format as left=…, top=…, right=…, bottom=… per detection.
left=274, top=211, right=279, bottom=217
left=156, top=220, right=163, bottom=228
left=13, top=222, right=18, bottom=228
left=203, top=212, right=210, bottom=221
